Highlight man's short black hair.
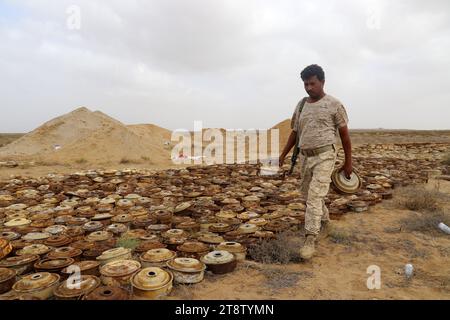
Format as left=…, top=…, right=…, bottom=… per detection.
left=300, top=64, right=325, bottom=81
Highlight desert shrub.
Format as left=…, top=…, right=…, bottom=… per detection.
left=247, top=231, right=302, bottom=264
left=396, top=186, right=445, bottom=212
left=116, top=236, right=140, bottom=250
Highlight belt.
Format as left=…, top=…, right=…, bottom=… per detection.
left=300, top=144, right=334, bottom=157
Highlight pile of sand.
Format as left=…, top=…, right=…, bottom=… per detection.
left=0, top=107, right=173, bottom=165
left=271, top=119, right=292, bottom=151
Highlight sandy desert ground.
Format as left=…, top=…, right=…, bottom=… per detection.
left=0, top=107, right=449, bottom=300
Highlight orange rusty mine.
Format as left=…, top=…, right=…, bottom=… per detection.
left=1, top=231, right=21, bottom=241
left=152, top=210, right=173, bottom=224
left=216, top=242, right=247, bottom=262
left=209, top=223, right=234, bottom=234
left=96, top=247, right=132, bottom=265
left=163, top=237, right=187, bottom=251
left=46, top=246, right=83, bottom=261
left=54, top=275, right=101, bottom=300
left=132, top=216, right=157, bottom=230
left=4, top=218, right=32, bottom=230
left=12, top=272, right=60, bottom=300
left=134, top=239, right=166, bottom=253
left=106, top=223, right=128, bottom=236
left=99, top=259, right=141, bottom=287
left=177, top=241, right=210, bottom=260
left=111, top=214, right=133, bottom=226
left=347, top=200, right=369, bottom=213
left=82, top=221, right=104, bottom=233
left=83, top=285, right=130, bottom=300
left=0, top=254, right=39, bottom=276
left=241, top=196, right=261, bottom=209
left=34, top=257, right=75, bottom=274
left=176, top=221, right=200, bottom=233
left=0, top=267, right=17, bottom=294
left=263, top=220, right=290, bottom=233
left=0, top=238, right=12, bottom=260
left=44, top=235, right=73, bottom=247
left=16, top=244, right=52, bottom=257
left=166, top=257, right=206, bottom=284
left=237, top=211, right=260, bottom=221
left=237, top=223, right=260, bottom=234
left=174, top=202, right=193, bottom=214
left=197, top=233, right=225, bottom=245
left=200, top=250, right=237, bottom=275
left=131, top=267, right=173, bottom=300
left=60, top=260, right=101, bottom=280
left=161, top=228, right=189, bottom=239
left=248, top=218, right=267, bottom=227
left=147, top=224, right=171, bottom=234
left=22, top=232, right=51, bottom=244
left=86, top=230, right=114, bottom=243
left=140, top=248, right=176, bottom=268
left=44, top=225, right=68, bottom=236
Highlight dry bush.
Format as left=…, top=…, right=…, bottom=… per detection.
left=34, top=160, right=63, bottom=166
left=247, top=231, right=302, bottom=264
left=75, top=158, right=87, bottom=164
left=396, top=186, right=445, bottom=212
left=119, top=157, right=141, bottom=164
left=399, top=210, right=450, bottom=236
left=442, top=153, right=450, bottom=165
left=328, top=227, right=356, bottom=245
left=140, top=156, right=154, bottom=164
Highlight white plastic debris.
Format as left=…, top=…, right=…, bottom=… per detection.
left=404, top=264, right=414, bottom=279
left=259, top=165, right=280, bottom=176
left=437, top=222, right=450, bottom=235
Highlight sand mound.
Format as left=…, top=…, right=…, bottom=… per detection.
left=0, top=107, right=172, bottom=165
left=272, top=119, right=291, bottom=150
left=127, top=124, right=172, bottom=142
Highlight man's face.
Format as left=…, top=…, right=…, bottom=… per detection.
left=303, top=75, right=324, bottom=99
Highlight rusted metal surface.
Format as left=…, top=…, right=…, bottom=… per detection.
left=12, top=272, right=60, bottom=299
left=0, top=267, right=16, bottom=294
left=200, top=250, right=237, bottom=274
left=131, top=267, right=173, bottom=299
left=54, top=275, right=101, bottom=300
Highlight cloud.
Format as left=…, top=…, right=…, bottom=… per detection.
left=0, top=0, right=449, bottom=132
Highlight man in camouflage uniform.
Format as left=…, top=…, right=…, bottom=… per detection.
left=279, top=64, right=353, bottom=260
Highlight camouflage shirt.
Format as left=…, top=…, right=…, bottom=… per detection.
left=290, top=94, right=349, bottom=150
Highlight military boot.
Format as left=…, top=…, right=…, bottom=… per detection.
left=299, top=234, right=316, bottom=260
left=318, top=220, right=333, bottom=240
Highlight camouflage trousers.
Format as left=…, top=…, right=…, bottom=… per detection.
left=298, top=147, right=337, bottom=236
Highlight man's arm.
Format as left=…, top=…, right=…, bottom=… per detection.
left=279, top=130, right=297, bottom=167
left=338, top=125, right=352, bottom=178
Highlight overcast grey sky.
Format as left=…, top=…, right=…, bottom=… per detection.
left=1, top=0, right=449, bottom=132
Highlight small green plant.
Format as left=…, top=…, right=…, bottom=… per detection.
left=116, top=236, right=140, bottom=250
